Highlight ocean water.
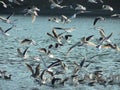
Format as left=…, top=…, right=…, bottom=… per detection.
left=0, top=15, right=120, bottom=90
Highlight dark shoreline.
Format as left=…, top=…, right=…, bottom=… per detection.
left=0, top=8, right=120, bottom=17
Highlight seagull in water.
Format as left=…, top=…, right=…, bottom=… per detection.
left=24, top=6, right=40, bottom=23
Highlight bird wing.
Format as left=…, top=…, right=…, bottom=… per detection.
left=0, top=16, right=6, bottom=21
left=99, top=29, right=106, bottom=38
left=93, top=17, right=99, bottom=25
left=39, top=48, right=47, bottom=53
left=52, top=29, right=58, bottom=38
left=31, top=14, right=36, bottom=23
left=106, top=32, right=113, bottom=40
left=47, top=32, right=55, bottom=38
left=86, top=35, right=94, bottom=41
left=4, top=26, right=14, bottom=33
left=34, top=64, right=40, bottom=77
left=17, top=48, right=23, bottom=56
left=80, top=57, right=86, bottom=68
left=6, top=12, right=14, bottom=19
left=23, top=47, right=29, bottom=56
left=66, top=41, right=81, bottom=56
left=25, top=63, right=34, bottom=74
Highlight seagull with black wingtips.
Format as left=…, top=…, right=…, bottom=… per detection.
left=66, top=35, right=95, bottom=55
left=20, top=38, right=36, bottom=45
left=47, top=29, right=65, bottom=44
left=25, top=63, right=40, bottom=78
left=24, top=6, right=40, bottom=23
left=0, top=25, right=15, bottom=36
left=96, top=30, right=113, bottom=49
left=0, top=12, right=14, bottom=24
left=17, top=47, right=29, bottom=59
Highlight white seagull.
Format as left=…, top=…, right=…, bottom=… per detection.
left=49, top=0, right=67, bottom=9
left=102, top=5, right=113, bottom=11
left=24, top=6, right=40, bottom=23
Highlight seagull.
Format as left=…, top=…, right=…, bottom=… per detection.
left=66, top=35, right=95, bottom=55
left=49, top=0, right=67, bottom=9
left=111, top=14, right=120, bottom=18
left=102, top=5, right=113, bottom=11
left=24, top=6, right=40, bottom=23
left=51, top=77, right=61, bottom=87
left=17, top=47, right=29, bottom=59
left=0, top=25, right=15, bottom=36
left=107, top=44, right=120, bottom=51
left=74, top=57, right=86, bottom=68
left=39, top=48, right=54, bottom=58
left=48, top=17, right=61, bottom=23
left=93, top=16, right=105, bottom=26
left=25, top=63, right=40, bottom=78
left=8, top=0, right=23, bottom=5
left=88, top=0, right=103, bottom=4
left=97, top=28, right=112, bottom=44
left=75, top=4, right=86, bottom=11
left=96, top=30, right=113, bottom=49
left=88, top=0, right=98, bottom=4
left=48, top=43, right=63, bottom=49
left=20, top=39, right=36, bottom=45
left=0, top=1, right=7, bottom=8
left=47, top=29, right=65, bottom=44
left=61, top=15, right=71, bottom=23
left=0, top=12, right=14, bottom=24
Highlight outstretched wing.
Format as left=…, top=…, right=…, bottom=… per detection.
left=6, top=12, right=14, bottom=19
left=25, top=63, right=34, bottom=74
left=23, top=47, right=29, bottom=56
left=4, top=25, right=14, bottom=33
left=34, top=64, right=40, bottom=77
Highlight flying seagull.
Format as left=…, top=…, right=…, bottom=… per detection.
left=102, top=5, right=113, bottom=11
left=24, top=6, right=40, bottom=23
left=0, top=25, right=15, bottom=36
left=25, top=63, right=40, bottom=78
left=0, top=12, right=14, bottom=24
left=93, top=16, right=105, bottom=26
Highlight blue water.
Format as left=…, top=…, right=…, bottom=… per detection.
left=0, top=15, right=120, bottom=90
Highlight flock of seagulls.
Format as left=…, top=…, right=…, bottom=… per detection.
left=0, top=0, right=120, bottom=89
